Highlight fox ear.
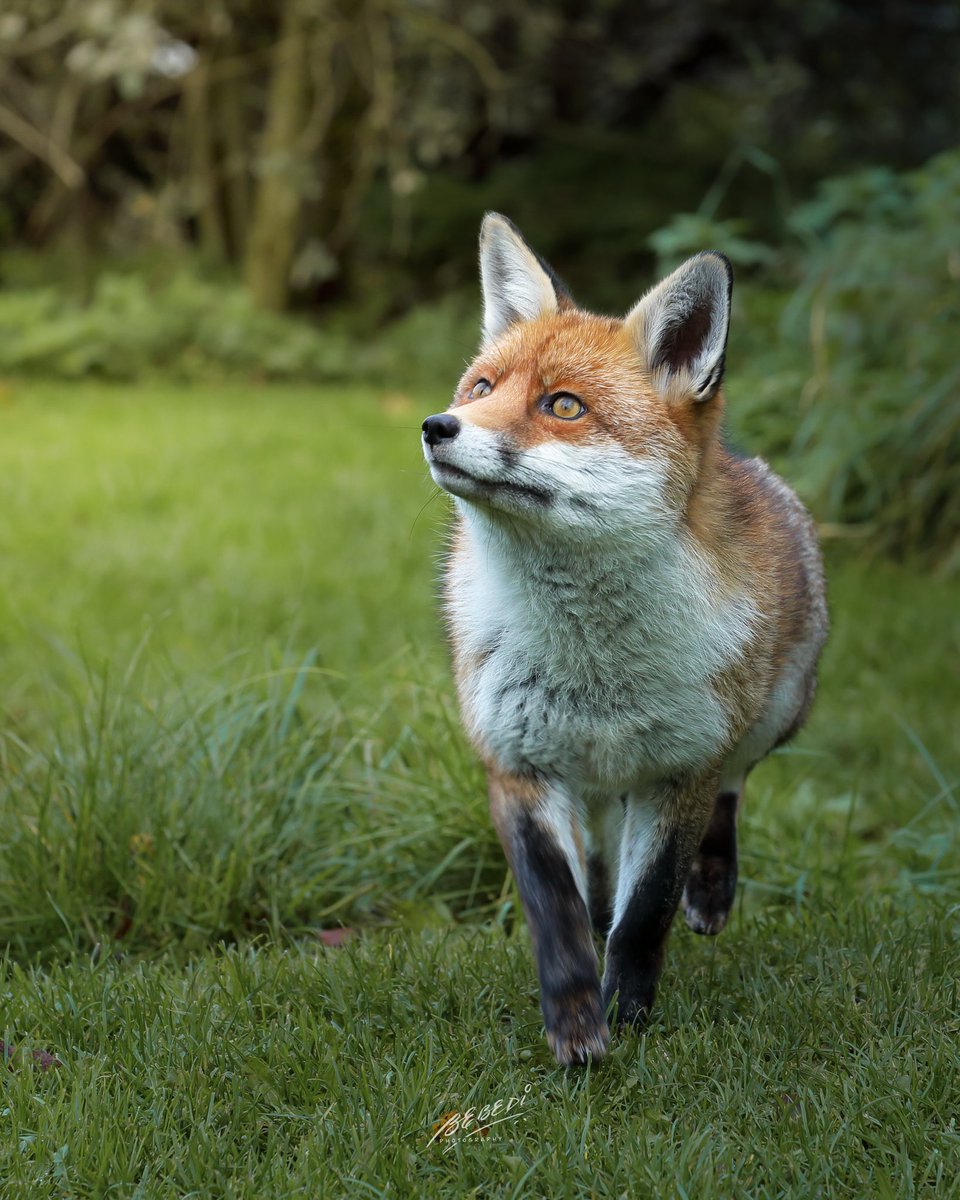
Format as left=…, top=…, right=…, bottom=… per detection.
left=479, top=213, right=573, bottom=342
left=625, top=252, right=733, bottom=402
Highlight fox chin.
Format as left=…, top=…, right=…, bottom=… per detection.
left=421, top=213, right=827, bottom=1067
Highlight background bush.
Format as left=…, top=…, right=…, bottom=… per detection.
left=3, top=149, right=957, bottom=569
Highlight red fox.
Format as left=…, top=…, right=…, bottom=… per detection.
left=421, top=214, right=828, bottom=1066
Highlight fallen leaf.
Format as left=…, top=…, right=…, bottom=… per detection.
left=317, top=927, right=355, bottom=947
left=1, top=1039, right=62, bottom=1071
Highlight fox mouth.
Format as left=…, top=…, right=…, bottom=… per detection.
left=431, top=460, right=554, bottom=506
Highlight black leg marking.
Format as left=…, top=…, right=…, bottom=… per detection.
left=587, top=851, right=613, bottom=939
left=504, top=808, right=609, bottom=1066
left=682, top=791, right=739, bottom=936
left=602, top=826, right=686, bottom=1030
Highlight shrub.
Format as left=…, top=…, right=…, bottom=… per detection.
left=0, top=271, right=360, bottom=382
left=652, top=150, right=960, bottom=571
left=778, top=150, right=960, bottom=568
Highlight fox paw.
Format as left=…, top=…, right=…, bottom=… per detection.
left=602, top=976, right=655, bottom=1032
left=545, top=991, right=609, bottom=1066
left=682, top=856, right=736, bottom=935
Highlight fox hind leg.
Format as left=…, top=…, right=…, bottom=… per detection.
left=586, top=797, right=625, bottom=940
left=587, top=851, right=613, bottom=939
left=682, top=786, right=740, bottom=936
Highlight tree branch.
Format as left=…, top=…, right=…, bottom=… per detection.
left=0, top=100, right=84, bottom=188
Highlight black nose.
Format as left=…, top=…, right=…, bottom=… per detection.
left=422, top=413, right=461, bottom=446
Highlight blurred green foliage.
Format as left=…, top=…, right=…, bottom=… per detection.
left=0, top=271, right=356, bottom=380
left=2, top=149, right=957, bottom=570
left=728, top=150, right=960, bottom=572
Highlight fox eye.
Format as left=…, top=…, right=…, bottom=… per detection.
left=469, top=378, right=493, bottom=399
left=547, top=392, right=585, bottom=420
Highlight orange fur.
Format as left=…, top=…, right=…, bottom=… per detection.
left=448, top=307, right=820, bottom=751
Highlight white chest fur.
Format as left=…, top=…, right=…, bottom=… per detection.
left=446, top=511, right=757, bottom=794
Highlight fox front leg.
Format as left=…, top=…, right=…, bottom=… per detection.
left=603, top=777, right=715, bottom=1028
left=488, top=769, right=609, bottom=1066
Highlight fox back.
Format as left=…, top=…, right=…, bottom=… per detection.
left=421, top=214, right=827, bottom=1066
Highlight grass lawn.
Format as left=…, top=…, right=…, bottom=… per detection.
left=0, top=380, right=958, bottom=1197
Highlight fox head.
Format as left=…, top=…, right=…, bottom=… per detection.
left=422, top=213, right=733, bottom=544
